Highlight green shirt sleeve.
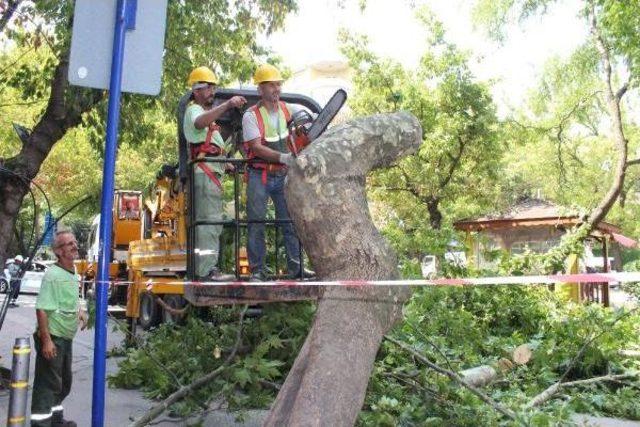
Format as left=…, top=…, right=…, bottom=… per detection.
left=35, top=270, right=58, bottom=311
left=183, top=104, right=207, bottom=144
left=186, top=104, right=204, bottom=127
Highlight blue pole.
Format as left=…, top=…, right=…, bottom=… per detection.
left=91, top=0, right=136, bottom=425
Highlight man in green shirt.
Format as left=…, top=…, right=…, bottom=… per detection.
left=31, top=231, right=87, bottom=427
left=183, top=66, right=246, bottom=280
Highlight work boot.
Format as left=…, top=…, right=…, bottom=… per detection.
left=249, top=271, right=267, bottom=282
left=288, top=268, right=315, bottom=280
left=206, top=268, right=235, bottom=282
left=52, top=412, right=77, bottom=427
left=52, top=420, right=77, bottom=427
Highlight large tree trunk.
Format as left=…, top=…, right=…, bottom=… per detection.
left=264, top=112, right=422, bottom=426
left=0, top=57, right=102, bottom=265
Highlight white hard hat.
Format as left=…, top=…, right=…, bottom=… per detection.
left=15, top=255, right=24, bottom=262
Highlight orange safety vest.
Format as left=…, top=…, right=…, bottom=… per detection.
left=191, top=122, right=224, bottom=190
left=244, top=101, right=291, bottom=184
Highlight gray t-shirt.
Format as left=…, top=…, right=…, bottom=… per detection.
left=242, top=103, right=302, bottom=142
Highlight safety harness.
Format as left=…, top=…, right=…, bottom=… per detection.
left=190, top=122, right=224, bottom=190
left=244, top=101, right=291, bottom=184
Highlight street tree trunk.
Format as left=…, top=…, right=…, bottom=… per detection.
left=0, top=57, right=102, bottom=265
left=264, top=112, right=422, bottom=426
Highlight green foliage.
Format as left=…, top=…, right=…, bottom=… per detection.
left=339, top=7, right=504, bottom=273
left=360, top=287, right=640, bottom=425
left=110, top=287, right=640, bottom=423
left=109, top=302, right=314, bottom=415
left=471, top=0, right=640, bottom=240
left=596, top=0, right=640, bottom=82
left=491, top=225, right=591, bottom=276
left=472, top=0, right=558, bottom=43
left=497, top=41, right=616, bottom=212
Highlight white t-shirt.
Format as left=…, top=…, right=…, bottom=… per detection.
left=242, top=103, right=302, bottom=143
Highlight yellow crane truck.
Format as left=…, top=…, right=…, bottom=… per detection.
left=77, top=88, right=344, bottom=331
left=76, top=190, right=143, bottom=304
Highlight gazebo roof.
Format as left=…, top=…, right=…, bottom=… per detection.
left=454, top=198, right=636, bottom=248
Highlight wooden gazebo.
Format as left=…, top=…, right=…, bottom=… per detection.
left=454, top=198, right=637, bottom=306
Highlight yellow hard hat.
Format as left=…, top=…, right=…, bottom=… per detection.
left=253, top=64, right=284, bottom=85
left=187, top=66, right=218, bottom=87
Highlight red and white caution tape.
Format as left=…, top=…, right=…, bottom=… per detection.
left=81, top=271, right=640, bottom=288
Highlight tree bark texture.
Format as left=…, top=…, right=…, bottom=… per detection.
left=0, top=57, right=102, bottom=265
left=264, top=112, right=422, bottom=426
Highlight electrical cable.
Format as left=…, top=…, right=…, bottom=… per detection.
left=0, top=165, right=92, bottom=331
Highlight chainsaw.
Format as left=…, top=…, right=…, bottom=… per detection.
left=286, top=88, right=347, bottom=156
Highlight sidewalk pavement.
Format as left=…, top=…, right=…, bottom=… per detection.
left=0, top=295, right=266, bottom=426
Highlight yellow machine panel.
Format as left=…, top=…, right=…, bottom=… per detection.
left=129, top=236, right=186, bottom=274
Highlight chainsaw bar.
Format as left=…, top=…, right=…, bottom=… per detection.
left=306, top=89, right=347, bottom=142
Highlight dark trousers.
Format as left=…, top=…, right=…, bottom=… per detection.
left=10, top=279, right=21, bottom=301
left=31, top=334, right=73, bottom=427
left=246, top=168, right=301, bottom=275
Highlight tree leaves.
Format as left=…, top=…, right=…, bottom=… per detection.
left=340, top=7, right=502, bottom=268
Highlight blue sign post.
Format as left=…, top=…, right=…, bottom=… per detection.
left=91, top=1, right=134, bottom=425
left=68, top=0, right=167, bottom=424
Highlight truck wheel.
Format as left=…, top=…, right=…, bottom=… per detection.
left=108, top=282, right=128, bottom=306
left=161, top=295, right=187, bottom=325
left=139, top=291, right=160, bottom=330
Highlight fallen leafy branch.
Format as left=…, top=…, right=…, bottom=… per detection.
left=526, top=307, right=639, bottom=409
left=129, top=305, right=249, bottom=427
left=560, top=373, right=638, bottom=388
left=384, top=335, right=522, bottom=424
left=526, top=373, right=638, bottom=408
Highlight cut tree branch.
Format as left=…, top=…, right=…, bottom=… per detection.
left=526, top=373, right=638, bottom=408
left=129, top=305, right=249, bottom=427
left=618, top=350, right=640, bottom=358
left=561, top=373, right=638, bottom=388
left=526, top=306, right=639, bottom=409
left=384, top=335, right=522, bottom=424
